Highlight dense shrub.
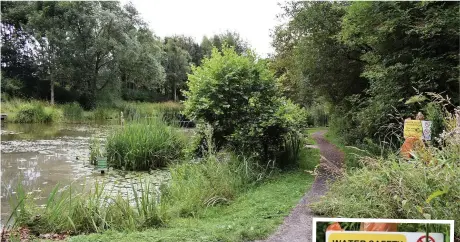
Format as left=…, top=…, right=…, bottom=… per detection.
left=14, top=103, right=62, bottom=123
left=106, top=118, right=186, bottom=171
left=184, top=46, right=307, bottom=166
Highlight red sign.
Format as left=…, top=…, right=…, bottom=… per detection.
left=417, top=235, right=436, bottom=242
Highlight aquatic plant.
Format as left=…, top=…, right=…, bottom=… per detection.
left=9, top=179, right=166, bottom=234
left=106, top=117, right=186, bottom=171
left=119, top=101, right=184, bottom=125
left=89, top=137, right=104, bottom=166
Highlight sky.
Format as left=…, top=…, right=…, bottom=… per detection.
left=121, top=0, right=288, bottom=57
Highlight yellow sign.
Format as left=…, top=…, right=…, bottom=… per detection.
left=328, top=232, right=407, bottom=242
left=404, top=120, right=422, bottom=138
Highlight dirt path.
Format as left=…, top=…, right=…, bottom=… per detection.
left=257, top=130, right=344, bottom=242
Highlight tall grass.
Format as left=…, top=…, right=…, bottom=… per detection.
left=91, top=107, right=118, bottom=122
left=311, top=109, right=460, bottom=235
left=10, top=180, right=166, bottom=235
left=106, top=118, right=186, bottom=171
left=62, top=102, right=84, bottom=122
left=89, top=137, right=104, bottom=165
left=164, top=152, right=257, bottom=217
left=1, top=99, right=185, bottom=124
left=119, top=101, right=183, bottom=124
left=163, top=126, right=267, bottom=217
left=277, top=131, right=304, bottom=169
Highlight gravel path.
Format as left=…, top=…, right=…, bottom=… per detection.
left=257, top=130, right=344, bottom=242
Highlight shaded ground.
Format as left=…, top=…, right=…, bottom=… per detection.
left=259, top=130, right=344, bottom=242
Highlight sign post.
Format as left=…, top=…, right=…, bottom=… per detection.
left=401, top=112, right=431, bottom=159
left=404, top=120, right=423, bottom=139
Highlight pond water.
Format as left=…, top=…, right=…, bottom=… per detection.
left=0, top=122, right=171, bottom=225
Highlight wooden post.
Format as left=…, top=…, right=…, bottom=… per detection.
left=416, top=112, right=424, bottom=121
left=120, top=111, right=124, bottom=127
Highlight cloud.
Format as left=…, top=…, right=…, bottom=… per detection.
left=121, top=0, right=287, bottom=57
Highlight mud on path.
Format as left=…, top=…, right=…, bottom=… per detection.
left=257, top=130, right=344, bottom=242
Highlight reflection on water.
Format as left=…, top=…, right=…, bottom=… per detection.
left=0, top=123, right=170, bottom=225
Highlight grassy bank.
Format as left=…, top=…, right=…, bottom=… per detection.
left=0, top=99, right=183, bottom=124
left=69, top=172, right=314, bottom=242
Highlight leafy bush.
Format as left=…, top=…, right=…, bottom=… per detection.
left=14, top=103, right=62, bottom=123
left=106, top=118, right=186, bottom=171
left=184, top=46, right=307, bottom=167
left=62, top=102, right=84, bottom=122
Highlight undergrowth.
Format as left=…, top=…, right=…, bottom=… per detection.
left=311, top=109, right=460, bottom=235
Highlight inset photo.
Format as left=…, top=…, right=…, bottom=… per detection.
left=313, top=218, right=454, bottom=242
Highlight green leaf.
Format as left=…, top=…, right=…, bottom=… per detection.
left=416, top=206, right=423, bottom=214
left=405, top=95, right=427, bottom=104
left=426, top=189, right=448, bottom=204
left=423, top=213, right=431, bottom=220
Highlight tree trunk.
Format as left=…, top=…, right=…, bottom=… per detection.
left=173, top=83, right=177, bottom=102
left=50, top=74, right=55, bottom=106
